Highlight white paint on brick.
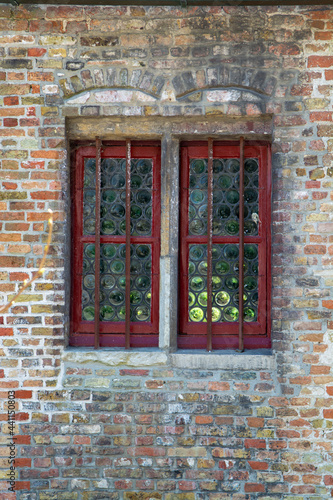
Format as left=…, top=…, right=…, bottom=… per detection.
left=94, top=90, right=133, bottom=103
left=207, top=90, right=241, bottom=102
left=67, top=92, right=90, bottom=104
left=135, top=91, right=157, bottom=102
left=42, top=85, right=59, bottom=95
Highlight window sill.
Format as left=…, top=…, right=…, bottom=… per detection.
left=63, top=347, right=275, bottom=370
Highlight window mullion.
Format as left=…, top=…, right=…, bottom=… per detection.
left=206, top=138, right=213, bottom=352
left=238, top=137, right=245, bottom=352
left=125, top=139, right=131, bottom=349
left=94, top=137, right=102, bottom=350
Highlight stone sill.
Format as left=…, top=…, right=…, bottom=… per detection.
left=63, top=348, right=275, bottom=370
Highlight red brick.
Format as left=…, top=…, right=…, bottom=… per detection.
left=4, top=96, right=19, bottom=106
left=323, top=300, right=333, bottom=309
left=244, top=439, right=266, bottom=449
left=308, top=55, right=333, bottom=67
left=304, top=245, right=326, bottom=254
left=323, top=409, right=333, bottom=419
left=248, top=461, right=269, bottom=470
left=245, top=483, right=265, bottom=493
left=3, top=118, right=18, bottom=127
left=27, top=48, right=47, bottom=57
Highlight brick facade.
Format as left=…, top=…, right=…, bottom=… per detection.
left=0, top=3, right=333, bottom=499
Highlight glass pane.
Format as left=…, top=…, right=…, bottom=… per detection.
left=83, top=157, right=153, bottom=236
left=188, top=243, right=258, bottom=323
left=188, top=157, right=259, bottom=237
left=81, top=243, right=152, bottom=323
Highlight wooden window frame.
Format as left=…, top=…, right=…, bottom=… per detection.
left=178, top=140, right=271, bottom=351
left=70, top=140, right=161, bottom=348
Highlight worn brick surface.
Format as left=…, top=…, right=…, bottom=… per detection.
left=0, top=3, right=332, bottom=499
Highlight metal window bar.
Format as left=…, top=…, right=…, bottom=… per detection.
left=206, top=138, right=245, bottom=352
left=125, top=140, right=131, bottom=349
left=94, top=137, right=102, bottom=349
left=238, top=137, right=245, bottom=352
left=206, top=138, right=213, bottom=352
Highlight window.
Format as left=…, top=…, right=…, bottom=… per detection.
left=178, top=141, right=271, bottom=350
left=69, top=133, right=271, bottom=351
left=70, top=141, right=161, bottom=348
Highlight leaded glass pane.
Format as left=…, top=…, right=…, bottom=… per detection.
left=188, top=158, right=259, bottom=236
left=83, top=157, right=153, bottom=236
left=81, top=243, right=152, bottom=322
left=188, top=244, right=258, bottom=323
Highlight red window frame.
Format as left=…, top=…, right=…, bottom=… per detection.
left=179, top=141, right=271, bottom=350
left=70, top=141, right=161, bottom=348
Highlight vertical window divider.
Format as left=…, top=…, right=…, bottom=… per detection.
left=206, top=138, right=213, bottom=352
left=125, top=139, right=131, bottom=349
left=238, top=136, right=245, bottom=352
left=94, top=137, right=102, bottom=350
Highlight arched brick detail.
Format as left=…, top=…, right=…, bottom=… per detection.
left=172, top=66, right=277, bottom=99
left=59, top=67, right=166, bottom=99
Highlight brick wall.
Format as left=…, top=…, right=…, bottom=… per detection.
left=0, top=3, right=333, bottom=499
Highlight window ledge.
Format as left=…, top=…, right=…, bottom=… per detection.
left=63, top=348, right=275, bottom=370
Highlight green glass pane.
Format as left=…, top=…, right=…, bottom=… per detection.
left=103, top=244, right=116, bottom=258
left=188, top=262, right=195, bottom=275
left=188, top=292, right=195, bottom=307
left=225, top=276, right=239, bottom=290
left=212, top=276, right=222, bottom=290
left=191, top=159, right=206, bottom=175
left=215, top=261, right=229, bottom=275
left=213, top=159, right=223, bottom=173
left=101, top=274, right=116, bottom=289
left=225, top=220, right=239, bottom=235
left=198, top=261, right=207, bottom=275
left=198, top=204, right=207, bottom=219
left=244, top=307, right=256, bottom=322
left=109, top=290, right=124, bottom=305
left=118, top=306, right=126, bottom=320
left=84, top=190, right=96, bottom=203
left=224, top=245, right=239, bottom=260
left=85, top=244, right=95, bottom=258
left=131, top=174, right=142, bottom=188
left=136, top=159, right=152, bottom=175
left=190, top=190, right=205, bottom=204
left=245, top=158, right=258, bottom=173
left=110, top=203, right=125, bottom=219
left=224, top=306, right=239, bottom=322
left=145, top=292, right=151, bottom=304
left=189, top=219, right=205, bottom=235
left=111, top=174, right=125, bottom=189
left=212, top=307, right=222, bottom=322
left=189, top=245, right=204, bottom=261
left=102, top=219, right=116, bottom=235
left=215, top=291, right=230, bottom=306
left=190, top=276, right=205, bottom=292
left=218, top=205, right=231, bottom=219
left=137, top=189, right=151, bottom=204
left=82, top=306, right=94, bottom=321
left=244, top=244, right=258, bottom=260
left=130, top=290, right=142, bottom=305
left=136, top=275, right=150, bottom=290
left=110, top=260, right=125, bottom=274
left=226, top=159, right=240, bottom=173
left=135, top=306, right=150, bottom=321
left=102, top=189, right=116, bottom=203
left=198, top=292, right=207, bottom=307
left=84, top=219, right=95, bottom=234
left=83, top=274, right=95, bottom=289
left=100, top=305, right=115, bottom=321
left=189, top=307, right=204, bottom=322
left=244, top=221, right=257, bottom=235
left=131, top=205, right=142, bottom=219
left=244, top=276, right=257, bottom=291
left=217, top=175, right=232, bottom=189
left=226, top=190, right=239, bottom=205
left=136, top=245, right=150, bottom=259
left=244, top=188, right=258, bottom=203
